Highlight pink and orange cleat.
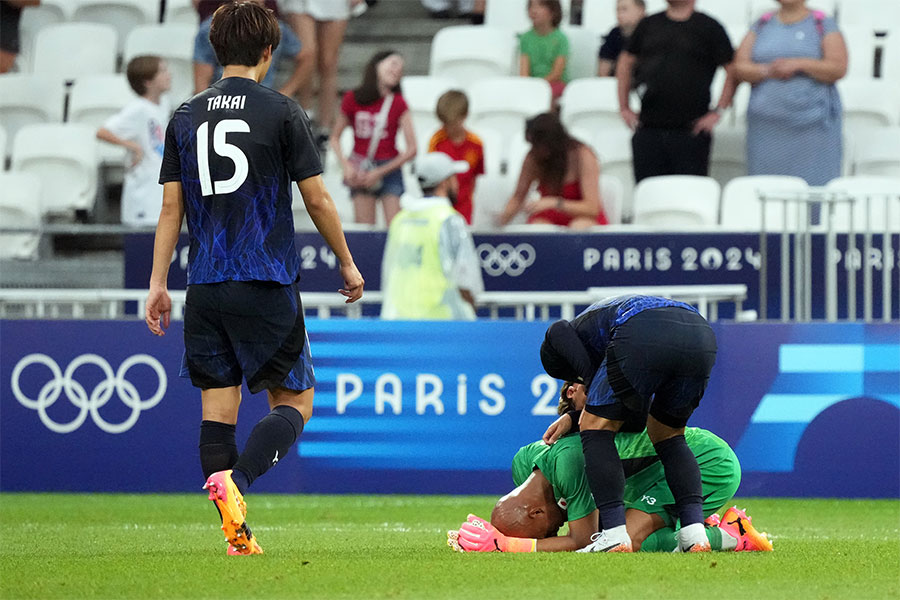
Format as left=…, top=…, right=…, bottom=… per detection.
left=718, top=506, right=774, bottom=552
left=204, top=470, right=263, bottom=556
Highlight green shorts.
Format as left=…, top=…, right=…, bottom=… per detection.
left=623, top=436, right=741, bottom=530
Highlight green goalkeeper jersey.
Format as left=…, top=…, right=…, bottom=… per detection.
left=511, top=427, right=738, bottom=523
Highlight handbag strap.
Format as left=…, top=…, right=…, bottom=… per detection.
left=365, top=93, right=394, bottom=163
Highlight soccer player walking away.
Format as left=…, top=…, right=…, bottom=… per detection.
left=538, top=295, right=717, bottom=553
left=145, top=1, right=363, bottom=556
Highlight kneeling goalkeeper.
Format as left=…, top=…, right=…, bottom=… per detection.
left=448, top=382, right=773, bottom=553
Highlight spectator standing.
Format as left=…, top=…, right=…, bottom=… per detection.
left=734, top=0, right=846, bottom=187
left=193, top=0, right=305, bottom=96
left=97, top=56, right=172, bottom=226
left=283, top=0, right=365, bottom=143
left=499, top=113, right=606, bottom=229
left=617, top=0, right=735, bottom=183
left=597, top=0, right=646, bottom=77
left=330, top=50, right=417, bottom=226
left=519, top=0, right=569, bottom=100
left=0, top=0, right=40, bottom=73
left=381, top=152, right=483, bottom=320
left=427, top=90, right=485, bottom=224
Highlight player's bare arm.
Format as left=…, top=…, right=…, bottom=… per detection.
left=146, top=181, right=185, bottom=336
left=296, top=175, right=364, bottom=302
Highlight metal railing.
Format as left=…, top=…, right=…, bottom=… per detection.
left=0, top=285, right=749, bottom=322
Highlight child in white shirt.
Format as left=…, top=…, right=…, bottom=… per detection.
left=97, top=55, right=172, bottom=226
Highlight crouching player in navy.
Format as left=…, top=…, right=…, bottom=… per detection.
left=448, top=382, right=773, bottom=553
left=537, top=294, right=719, bottom=553
left=145, top=1, right=364, bottom=555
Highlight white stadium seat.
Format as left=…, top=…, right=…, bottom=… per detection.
left=580, top=0, right=617, bottom=36
left=0, top=74, right=66, bottom=154
left=599, top=172, right=625, bottom=225
left=839, top=79, right=900, bottom=132
left=710, top=125, right=748, bottom=190
left=592, top=127, right=635, bottom=221
left=32, top=23, right=117, bottom=81
left=16, top=0, right=72, bottom=72
left=71, top=0, right=158, bottom=56
left=720, top=175, right=809, bottom=230
left=561, top=26, right=603, bottom=80
left=632, top=175, right=721, bottom=229
left=430, top=26, right=517, bottom=85
left=852, top=126, right=900, bottom=177
left=841, top=26, right=879, bottom=80
left=825, top=175, right=900, bottom=232
left=68, top=74, right=138, bottom=165
left=836, top=0, right=900, bottom=32
left=0, top=124, right=6, bottom=163
left=0, top=172, right=42, bottom=260
left=485, top=0, right=572, bottom=31
left=559, top=77, right=632, bottom=136
left=163, top=0, right=200, bottom=25
left=471, top=173, right=518, bottom=230
left=400, top=75, right=458, bottom=156
left=473, top=127, right=506, bottom=176
left=882, top=31, right=900, bottom=82
left=124, top=24, right=198, bottom=105
left=11, top=124, right=99, bottom=217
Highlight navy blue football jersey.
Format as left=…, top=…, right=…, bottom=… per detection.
left=159, top=77, right=322, bottom=284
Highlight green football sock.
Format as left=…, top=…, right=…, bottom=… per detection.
left=638, top=526, right=734, bottom=552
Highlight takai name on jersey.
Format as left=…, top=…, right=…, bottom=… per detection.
left=207, top=94, right=247, bottom=111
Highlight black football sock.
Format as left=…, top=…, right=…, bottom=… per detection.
left=580, top=429, right=627, bottom=529
left=232, top=405, right=305, bottom=494
left=199, top=421, right=238, bottom=480
left=653, top=435, right=704, bottom=526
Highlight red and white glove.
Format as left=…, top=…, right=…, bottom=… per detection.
left=456, top=514, right=536, bottom=553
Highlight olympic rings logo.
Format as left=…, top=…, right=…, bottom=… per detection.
left=10, top=354, right=167, bottom=434
left=477, top=243, right=537, bottom=277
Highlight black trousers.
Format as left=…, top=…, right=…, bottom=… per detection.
left=632, top=126, right=712, bottom=183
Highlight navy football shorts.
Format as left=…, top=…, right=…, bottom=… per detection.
left=181, top=280, right=315, bottom=394
left=585, top=306, right=717, bottom=428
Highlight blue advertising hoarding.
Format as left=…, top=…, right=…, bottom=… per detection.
left=124, top=231, right=900, bottom=320
left=2, top=318, right=897, bottom=497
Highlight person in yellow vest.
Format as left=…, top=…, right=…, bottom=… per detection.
left=380, top=152, right=484, bottom=320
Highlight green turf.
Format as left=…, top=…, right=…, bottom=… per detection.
left=1, top=494, right=897, bottom=600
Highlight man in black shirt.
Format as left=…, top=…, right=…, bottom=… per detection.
left=616, top=0, right=735, bottom=182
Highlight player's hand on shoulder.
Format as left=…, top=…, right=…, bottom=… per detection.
left=339, top=262, right=364, bottom=303
left=542, top=413, right=573, bottom=445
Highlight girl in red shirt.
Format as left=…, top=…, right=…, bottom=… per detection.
left=499, top=113, right=607, bottom=229
left=330, top=50, right=417, bottom=225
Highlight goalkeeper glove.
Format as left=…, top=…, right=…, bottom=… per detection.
left=456, top=514, right=536, bottom=553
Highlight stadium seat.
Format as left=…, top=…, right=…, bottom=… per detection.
left=599, top=172, right=625, bottom=225
left=71, top=0, right=158, bottom=56
left=0, top=124, right=6, bottom=165
left=841, top=26, right=879, bottom=80
left=124, top=24, right=198, bottom=105
left=505, top=133, right=533, bottom=180
left=11, top=124, right=99, bottom=217
left=400, top=75, right=458, bottom=156
left=32, top=23, right=118, bottom=81
left=68, top=74, right=137, bottom=165
left=163, top=0, right=199, bottom=25
left=471, top=173, right=519, bottom=229
left=16, top=0, right=71, bottom=72
left=468, top=76, right=551, bottom=141
left=710, top=125, right=748, bottom=190
left=485, top=0, right=572, bottom=31
left=0, top=172, right=42, bottom=260
left=825, top=175, right=900, bottom=232
left=561, top=26, right=603, bottom=80
left=580, top=0, right=616, bottom=35
left=592, top=127, right=635, bottom=221
left=429, top=26, right=517, bottom=85
left=560, top=77, right=632, bottom=136
left=852, top=127, right=900, bottom=177
left=720, top=175, right=808, bottom=230
left=0, top=74, right=66, bottom=155
left=839, top=79, right=900, bottom=132
left=696, top=0, right=750, bottom=30
left=632, top=175, right=721, bottom=229
left=836, top=0, right=900, bottom=32
left=473, top=126, right=507, bottom=176
left=882, top=31, right=900, bottom=82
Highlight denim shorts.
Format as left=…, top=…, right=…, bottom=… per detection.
left=349, top=156, right=405, bottom=198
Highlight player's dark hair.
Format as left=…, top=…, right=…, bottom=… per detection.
left=530, top=0, right=563, bottom=27
left=209, top=1, right=281, bottom=68
left=354, top=50, right=402, bottom=106
left=126, top=55, right=162, bottom=96
left=558, top=382, right=575, bottom=415
left=525, top=112, right=581, bottom=195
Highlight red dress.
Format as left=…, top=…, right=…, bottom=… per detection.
left=528, top=180, right=609, bottom=226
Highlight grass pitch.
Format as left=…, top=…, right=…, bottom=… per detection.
left=1, top=494, right=897, bottom=600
